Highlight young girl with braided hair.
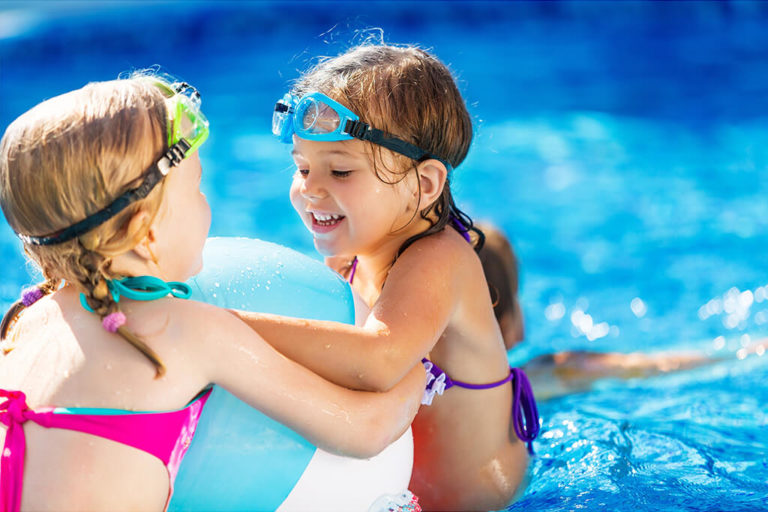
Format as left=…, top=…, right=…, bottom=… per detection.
left=236, top=43, right=540, bottom=510
left=0, top=74, right=425, bottom=512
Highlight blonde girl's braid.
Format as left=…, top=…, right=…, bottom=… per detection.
left=75, top=247, right=166, bottom=378
left=0, top=277, right=60, bottom=350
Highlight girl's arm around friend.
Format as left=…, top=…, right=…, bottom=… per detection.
left=233, top=230, right=483, bottom=392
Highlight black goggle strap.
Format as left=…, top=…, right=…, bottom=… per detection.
left=18, top=140, right=191, bottom=247
left=344, top=120, right=453, bottom=170
left=274, top=101, right=292, bottom=114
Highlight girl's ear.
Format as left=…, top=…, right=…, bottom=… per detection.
left=127, top=210, right=157, bottom=263
left=415, top=159, right=448, bottom=211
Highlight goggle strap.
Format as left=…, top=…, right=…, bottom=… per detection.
left=18, top=81, right=208, bottom=247
left=17, top=165, right=166, bottom=246
left=345, top=119, right=450, bottom=167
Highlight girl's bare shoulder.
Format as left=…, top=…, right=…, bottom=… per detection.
left=399, top=228, right=483, bottom=276
left=123, top=296, right=243, bottom=344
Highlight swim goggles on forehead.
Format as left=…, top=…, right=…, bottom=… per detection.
left=17, top=80, right=209, bottom=246
left=272, top=92, right=452, bottom=169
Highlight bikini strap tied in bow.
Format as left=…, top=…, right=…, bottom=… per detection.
left=420, top=359, right=541, bottom=454
left=1, top=390, right=36, bottom=512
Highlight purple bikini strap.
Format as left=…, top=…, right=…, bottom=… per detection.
left=423, top=358, right=512, bottom=390
left=421, top=358, right=540, bottom=454
left=449, top=214, right=472, bottom=243
left=509, top=367, right=540, bottom=454
left=347, top=257, right=358, bottom=284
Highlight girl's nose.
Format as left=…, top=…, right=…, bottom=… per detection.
left=300, top=172, right=327, bottom=200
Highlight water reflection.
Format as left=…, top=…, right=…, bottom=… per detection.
left=698, top=284, right=768, bottom=331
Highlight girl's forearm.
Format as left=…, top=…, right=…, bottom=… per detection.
left=231, top=309, right=414, bottom=391
left=321, top=363, right=426, bottom=457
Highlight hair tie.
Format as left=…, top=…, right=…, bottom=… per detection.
left=21, top=287, right=44, bottom=307
left=102, top=312, right=127, bottom=333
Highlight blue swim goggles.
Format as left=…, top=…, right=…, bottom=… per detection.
left=272, top=92, right=452, bottom=169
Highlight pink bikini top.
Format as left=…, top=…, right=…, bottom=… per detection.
left=0, top=387, right=211, bottom=512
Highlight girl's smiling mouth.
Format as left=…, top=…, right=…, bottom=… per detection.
left=310, top=212, right=345, bottom=233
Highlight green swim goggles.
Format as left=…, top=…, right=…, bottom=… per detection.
left=272, top=92, right=452, bottom=170
left=19, top=79, right=209, bottom=246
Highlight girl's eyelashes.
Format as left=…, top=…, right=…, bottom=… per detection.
left=294, top=168, right=353, bottom=178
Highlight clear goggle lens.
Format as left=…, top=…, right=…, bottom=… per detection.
left=299, top=97, right=342, bottom=135
left=166, top=85, right=209, bottom=156
left=272, top=93, right=353, bottom=143
left=170, top=97, right=209, bottom=154
left=151, top=79, right=209, bottom=156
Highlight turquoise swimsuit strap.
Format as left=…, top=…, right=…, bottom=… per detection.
left=80, top=275, right=192, bottom=312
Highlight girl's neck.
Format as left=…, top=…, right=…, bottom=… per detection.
left=347, top=215, right=434, bottom=306
left=347, top=250, right=396, bottom=307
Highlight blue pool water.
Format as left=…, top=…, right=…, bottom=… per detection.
left=1, top=2, right=766, bottom=510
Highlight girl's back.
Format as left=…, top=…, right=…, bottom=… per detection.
left=2, top=291, right=175, bottom=509
left=0, top=286, right=227, bottom=510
